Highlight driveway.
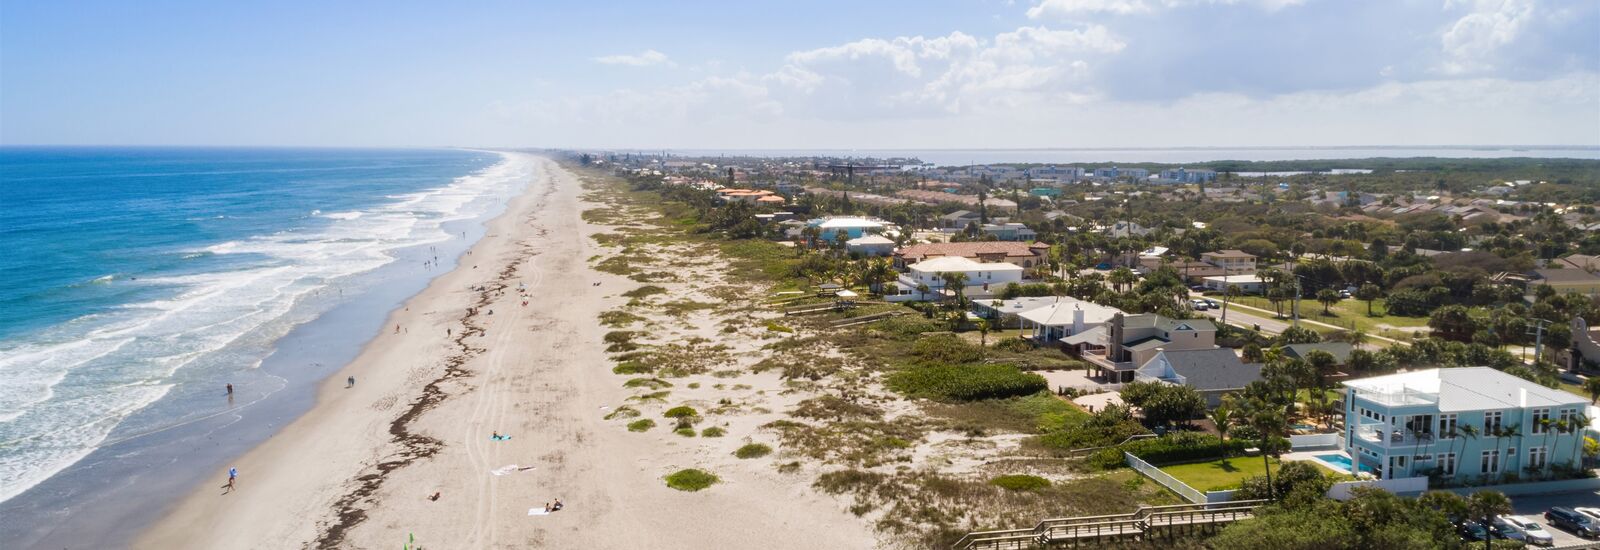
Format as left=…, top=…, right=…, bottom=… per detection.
left=1505, top=490, right=1600, bottom=548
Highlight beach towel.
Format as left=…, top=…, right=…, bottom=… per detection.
left=490, top=435, right=512, bottom=441
left=528, top=508, right=552, bottom=516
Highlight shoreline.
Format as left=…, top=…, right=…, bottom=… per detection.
left=137, top=155, right=880, bottom=550
left=0, top=151, right=525, bottom=549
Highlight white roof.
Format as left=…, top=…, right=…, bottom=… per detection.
left=980, top=297, right=1060, bottom=314
left=1343, top=367, right=1587, bottom=412
left=1018, top=299, right=1124, bottom=327
left=847, top=235, right=895, bottom=245
left=909, top=256, right=1024, bottom=273
left=1203, top=274, right=1265, bottom=283
left=816, top=217, right=886, bottom=229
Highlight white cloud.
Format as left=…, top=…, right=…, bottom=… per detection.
left=1026, top=0, right=1304, bottom=17
left=1438, top=0, right=1534, bottom=74
left=593, top=49, right=674, bottom=67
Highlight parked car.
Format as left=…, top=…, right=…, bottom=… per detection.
left=1458, top=520, right=1491, bottom=542
left=1546, top=507, right=1600, bottom=538
left=1095, top=262, right=1113, bottom=270
left=1190, top=299, right=1210, bottom=311
left=1338, top=289, right=1352, bottom=299
left=1578, top=507, right=1600, bottom=521
left=1203, top=299, right=1221, bottom=308
left=1189, top=284, right=1207, bottom=292
left=1495, top=515, right=1555, bottom=546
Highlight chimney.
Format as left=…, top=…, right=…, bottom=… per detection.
left=1072, top=305, right=1085, bottom=335
left=1108, top=313, right=1125, bottom=362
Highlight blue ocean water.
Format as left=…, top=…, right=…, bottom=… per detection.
left=0, top=147, right=518, bottom=503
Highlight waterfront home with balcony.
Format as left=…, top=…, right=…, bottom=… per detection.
left=1342, top=367, right=1592, bottom=482
left=885, top=256, right=1024, bottom=302
left=1063, top=313, right=1217, bottom=383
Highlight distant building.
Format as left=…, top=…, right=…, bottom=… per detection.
left=1158, top=168, right=1218, bottom=183
left=979, top=223, right=1037, bottom=241
left=846, top=235, right=896, bottom=257
left=895, top=241, right=1050, bottom=269
left=1201, top=274, right=1265, bottom=294
left=808, top=216, right=893, bottom=240
left=1201, top=250, right=1258, bottom=273
left=1093, top=166, right=1149, bottom=180
left=938, top=210, right=982, bottom=231
left=1527, top=267, right=1600, bottom=296
left=1064, top=313, right=1218, bottom=383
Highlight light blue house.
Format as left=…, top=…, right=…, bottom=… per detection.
left=807, top=216, right=892, bottom=241
left=1342, top=367, right=1594, bottom=483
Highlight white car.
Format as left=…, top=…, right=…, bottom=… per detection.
left=1495, top=515, right=1555, bottom=546
left=1579, top=507, right=1600, bottom=521
left=1190, top=299, right=1210, bottom=311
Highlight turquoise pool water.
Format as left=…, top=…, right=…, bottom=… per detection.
left=1313, top=452, right=1375, bottom=474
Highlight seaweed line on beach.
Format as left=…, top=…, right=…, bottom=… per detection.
left=308, top=234, right=535, bottom=550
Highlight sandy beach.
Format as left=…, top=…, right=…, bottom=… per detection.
left=136, top=154, right=877, bottom=550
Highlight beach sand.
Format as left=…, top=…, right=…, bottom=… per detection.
left=136, top=154, right=877, bottom=550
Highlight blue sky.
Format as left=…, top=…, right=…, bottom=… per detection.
left=2, top=0, right=1597, bottom=148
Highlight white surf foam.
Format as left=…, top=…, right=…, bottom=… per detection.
left=0, top=151, right=536, bottom=504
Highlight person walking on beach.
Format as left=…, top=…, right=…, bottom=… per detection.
left=223, top=467, right=237, bottom=493
left=347, top=376, right=355, bottom=388
left=225, top=383, right=233, bottom=396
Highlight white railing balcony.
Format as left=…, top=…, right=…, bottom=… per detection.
left=1355, top=388, right=1438, bottom=407
left=1354, top=422, right=1437, bottom=448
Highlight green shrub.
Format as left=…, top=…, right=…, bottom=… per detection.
left=910, top=334, right=984, bottom=365
left=663, top=406, right=699, bottom=418
left=990, top=474, right=1051, bottom=491
left=623, top=377, right=672, bottom=389
left=1086, top=432, right=1291, bottom=470
left=765, top=321, right=795, bottom=333
left=701, top=426, right=727, bottom=437
left=614, top=361, right=652, bottom=374
left=603, top=330, right=638, bottom=344
left=621, top=285, right=667, bottom=298
left=886, top=363, right=1046, bottom=401
left=664, top=468, right=719, bottom=491
left=626, top=419, right=656, bottom=432
left=674, top=427, right=697, bottom=437
left=603, top=406, right=640, bottom=420
left=992, top=337, right=1035, bottom=353
left=735, top=443, right=773, bottom=459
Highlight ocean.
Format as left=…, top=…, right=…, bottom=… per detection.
left=0, top=147, right=526, bottom=517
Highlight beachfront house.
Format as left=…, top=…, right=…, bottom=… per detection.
left=1014, top=299, right=1124, bottom=342
left=1133, top=348, right=1263, bottom=407
left=885, top=256, right=1023, bottom=302
left=1201, top=250, right=1258, bottom=273
left=809, top=216, right=893, bottom=241
left=1066, top=313, right=1218, bottom=383
left=1342, top=367, right=1596, bottom=482
left=894, top=241, right=1050, bottom=270
left=845, top=235, right=896, bottom=257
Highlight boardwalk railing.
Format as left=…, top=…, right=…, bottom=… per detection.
left=950, top=500, right=1268, bottom=550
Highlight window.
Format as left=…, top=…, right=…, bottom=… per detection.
left=1441, top=453, right=1458, bottom=476
left=1484, top=411, right=1503, bottom=433
left=1439, top=414, right=1458, bottom=438
left=1559, top=408, right=1576, bottom=429
left=1530, top=447, right=1548, bottom=469
left=1532, top=408, right=1551, bottom=434
left=1481, top=450, right=1500, bottom=474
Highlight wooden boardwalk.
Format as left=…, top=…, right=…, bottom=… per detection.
left=951, top=500, right=1267, bottom=549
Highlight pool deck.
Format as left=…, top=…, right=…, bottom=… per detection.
left=1281, top=450, right=1366, bottom=475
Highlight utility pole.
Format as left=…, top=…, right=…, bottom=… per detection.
left=1526, top=318, right=1551, bottom=365
left=1291, top=275, right=1305, bottom=328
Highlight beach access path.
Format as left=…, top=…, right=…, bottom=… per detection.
left=136, top=155, right=876, bottom=549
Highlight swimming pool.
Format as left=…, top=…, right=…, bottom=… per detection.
left=1312, top=452, right=1375, bottom=474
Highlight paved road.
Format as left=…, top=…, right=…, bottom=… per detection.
left=1198, top=306, right=1290, bottom=335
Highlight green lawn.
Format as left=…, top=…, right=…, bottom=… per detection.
left=1219, top=296, right=1429, bottom=340
left=1161, top=456, right=1281, bottom=492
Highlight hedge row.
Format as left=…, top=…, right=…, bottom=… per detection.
left=886, top=363, right=1047, bottom=402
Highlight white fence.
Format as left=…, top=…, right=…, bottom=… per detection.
left=1325, top=476, right=1429, bottom=500
left=1125, top=452, right=1205, bottom=503
left=1288, top=433, right=1340, bottom=450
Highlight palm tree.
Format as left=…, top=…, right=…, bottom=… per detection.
left=1348, top=330, right=1369, bottom=349
left=1355, top=283, right=1382, bottom=316
left=1537, top=417, right=1554, bottom=479
left=976, top=319, right=991, bottom=349
left=915, top=282, right=930, bottom=302
left=1250, top=408, right=1286, bottom=499
left=1585, top=377, right=1600, bottom=404
left=1568, top=413, right=1592, bottom=469
left=939, top=271, right=970, bottom=308
left=1209, top=404, right=1235, bottom=463
left=1316, top=288, right=1339, bottom=315
left=1453, top=424, right=1479, bottom=479
left=1109, top=267, right=1137, bottom=293
left=1221, top=285, right=1240, bottom=327
left=1494, top=424, right=1521, bottom=482
left=1467, top=490, right=1513, bottom=550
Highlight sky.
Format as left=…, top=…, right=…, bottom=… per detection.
left=1, top=0, right=1598, bottom=149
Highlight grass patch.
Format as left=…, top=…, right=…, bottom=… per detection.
left=626, top=419, right=656, bottom=432
left=623, top=377, right=673, bottom=389
left=735, top=443, right=773, bottom=459
left=621, top=285, right=667, bottom=299
left=664, top=468, right=719, bottom=492
left=674, top=427, right=697, bottom=437
left=603, top=406, right=640, bottom=420
left=598, top=310, right=646, bottom=327
left=990, top=474, right=1051, bottom=492
left=886, top=364, right=1047, bottom=402
left=629, top=390, right=670, bottom=403
left=765, top=320, right=795, bottom=333
left=663, top=406, right=699, bottom=418
left=1160, top=456, right=1282, bottom=492
left=613, top=361, right=651, bottom=375
left=925, top=391, right=1085, bottom=436
left=701, top=426, right=727, bottom=437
